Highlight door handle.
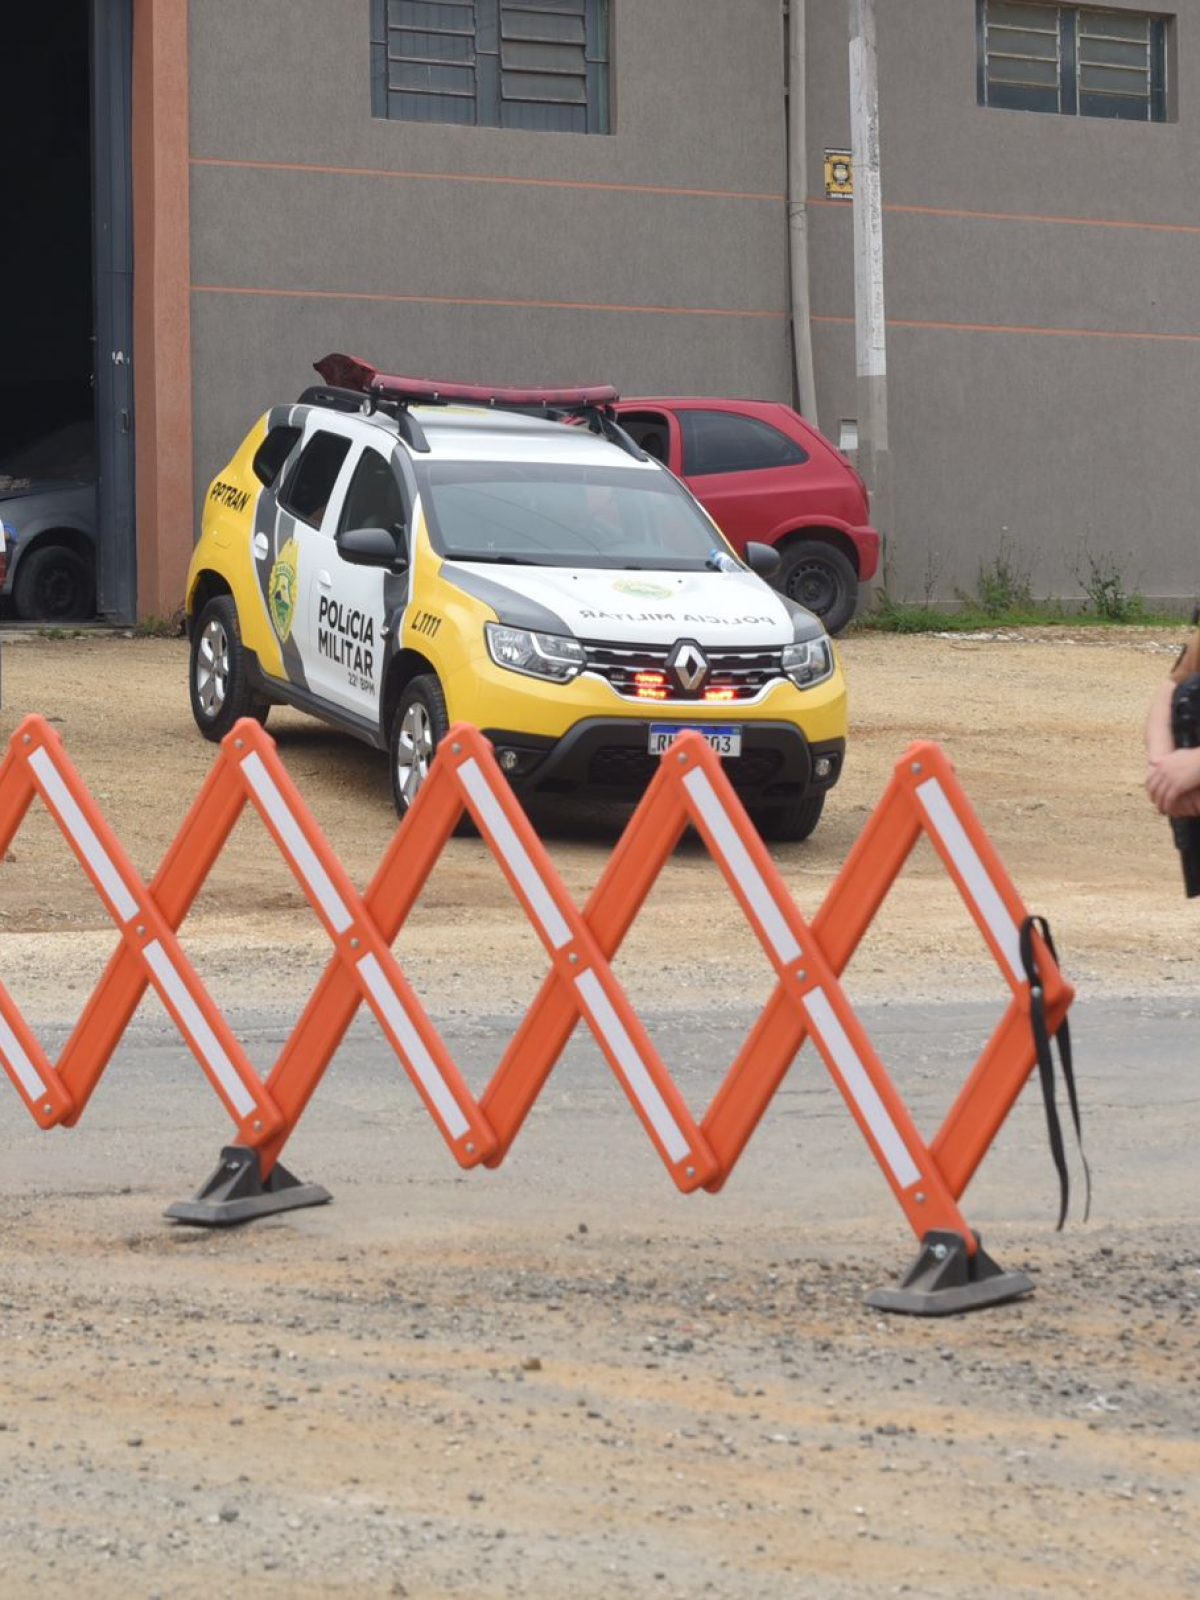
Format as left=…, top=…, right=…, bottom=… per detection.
left=253, top=533, right=269, bottom=560
left=318, top=571, right=333, bottom=589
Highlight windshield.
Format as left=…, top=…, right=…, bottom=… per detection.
left=416, top=461, right=730, bottom=571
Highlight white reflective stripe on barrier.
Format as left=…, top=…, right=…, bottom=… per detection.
left=574, top=969, right=691, bottom=1164
left=682, top=769, right=802, bottom=967
left=241, top=752, right=353, bottom=936
left=142, top=941, right=257, bottom=1119
left=356, top=953, right=471, bottom=1140
left=801, top=988, right=921, bottom=1190
left=915, top=778, right=1022, bottom=985
left=0, top=1010, right=46, bottom=1100
left=458, top=758, right=572, bottom=950
left=28, top=747, right=140, bottom=924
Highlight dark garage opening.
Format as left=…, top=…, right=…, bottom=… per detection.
left=0, top=2, right=106, bottom=621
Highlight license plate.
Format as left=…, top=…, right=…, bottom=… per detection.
left=648, top=724, right=742, bottom=758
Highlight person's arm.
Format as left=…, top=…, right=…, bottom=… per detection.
left=1146, top=679, right=1177, bottom=764
left=1146, top=621, right=1200, bottom=814
left=1147, top=747, right=1200, bottom=814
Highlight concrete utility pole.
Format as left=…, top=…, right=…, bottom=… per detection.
left=847, top=0, right=891, bottom=552
left=786, top=0, right=819, bottom=426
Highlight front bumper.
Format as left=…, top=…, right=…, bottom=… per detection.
left=481, top=717, right=845, bottom=805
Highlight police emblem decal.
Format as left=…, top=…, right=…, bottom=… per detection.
left=268, top=538, right=299, bottom=643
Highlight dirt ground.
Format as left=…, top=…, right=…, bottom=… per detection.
left=0, top=624, right=1189, bottom=1023
left=0, top=625, right=1196, bottom=1598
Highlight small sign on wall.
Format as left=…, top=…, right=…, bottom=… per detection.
left=824, top=149, right=853, bottom=201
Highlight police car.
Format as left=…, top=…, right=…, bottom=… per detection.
left=185, top=356, right=847, bottom=840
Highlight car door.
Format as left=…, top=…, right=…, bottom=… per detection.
left=675, top=408, right=811, bottom=554
left=291, top=435, right=402, bottom=725
left=275, top=421, right=373, bottom=719
left=318, top=442, right=412, bottom=723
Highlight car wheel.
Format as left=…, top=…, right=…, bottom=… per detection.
left=775, top=542, right=858, bottom=636
left=749, top=792, right=825, bottom=843
left=189, top=595, right=269, bottom=742
left=13, top=544, right=95, bottom=622
left=390, top=674, right=450, bottom=818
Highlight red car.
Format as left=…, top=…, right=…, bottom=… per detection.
left=613, top=398, right=879, bottom=635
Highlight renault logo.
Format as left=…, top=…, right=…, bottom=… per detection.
left=667, top=640, right=709, bottom=694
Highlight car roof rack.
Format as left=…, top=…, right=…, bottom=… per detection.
left=296, top=384, right=368, bottom=414
left=311, top=354, right=647, bottom=461
left=296, top=382, right=433, bottom=453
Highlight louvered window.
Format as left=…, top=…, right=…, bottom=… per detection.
left=977, top=2, right=1168, bottom=122
left=371, top=0, right=612, bottom=133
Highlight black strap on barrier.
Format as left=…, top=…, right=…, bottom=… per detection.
left=1020, top=914, right=1091, bottom=1230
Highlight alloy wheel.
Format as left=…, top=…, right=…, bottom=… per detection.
left=195, top=617, right=230, bottom=718
left=396, top=700, right=434, bottom=807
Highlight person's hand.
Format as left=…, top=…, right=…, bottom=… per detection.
left=1146, top=747, right=1200, bottom=814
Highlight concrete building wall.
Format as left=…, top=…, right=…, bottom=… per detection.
left=187, top=0, right=795, bottom=524
left=806, top=0, right=1200, bottom=608
left=174, top=0, right=1200, bottom=617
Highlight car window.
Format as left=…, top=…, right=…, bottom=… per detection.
left=617, top=411, right=671, bottom=463
left=418, top=461, right=726, bottom=571
left=278, top=431, right=353, bottom=528
left=252, top=425, right=302, bottom=488
left=338, top=448, right=409, bottom=543
left=679, top=410, right=808, bottom=476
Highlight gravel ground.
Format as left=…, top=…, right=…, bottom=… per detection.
left=0, top=625, right=1195, bottom=1597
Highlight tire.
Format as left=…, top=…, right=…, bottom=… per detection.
left=13, top=544, right=95, bottom=622
left=775, top=541, right=858, bottom=636
left=189, top=594, right=269, bottom=742
left=749, top=792, right=825, bottom=843
left=389, top=674, right=450, bottom=819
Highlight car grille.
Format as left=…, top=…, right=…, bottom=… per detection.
left=587, top=746, right=783, bottom=792
left=583, top=640, right=785, bottom=702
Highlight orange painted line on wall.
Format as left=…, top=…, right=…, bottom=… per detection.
left=809, top=193, right=1200, bottom=238
left=812, top=313, right=1200, bottom=345
left=191, top=154, right=786, bottom=205
left=192, top=283, right=787, bottom=320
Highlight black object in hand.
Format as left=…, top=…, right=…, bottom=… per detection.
left=1170, top=672, right=1200, bottom=897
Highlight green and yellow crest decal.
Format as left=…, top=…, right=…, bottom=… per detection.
left=613, top=577, right=673, bottom=600
left=268, top=537, right=299, bottom=642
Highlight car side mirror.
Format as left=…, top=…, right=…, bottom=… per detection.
left=745, top=541, right=781, bottom=580
left=336, top=525, right=408, bottom=573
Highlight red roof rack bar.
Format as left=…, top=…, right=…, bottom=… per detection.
left=314, top=353, right=618, bottom=410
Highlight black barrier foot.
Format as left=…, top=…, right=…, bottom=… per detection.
left=867, top=1230, right=1034, bottom=1317
left=164, top=1146, right=331, bottom=1227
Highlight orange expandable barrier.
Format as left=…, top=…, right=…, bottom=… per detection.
left=0, top=714, right=1080, bottom=1315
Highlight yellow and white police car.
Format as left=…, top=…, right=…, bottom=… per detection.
left=185, top=357, right=847, bottom=839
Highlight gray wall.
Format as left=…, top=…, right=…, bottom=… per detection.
left=806, top=0, right=1200, bottom=607
left=188, top=0, right=1200, bottom=611
left=188, top=0, right=795, bottom=511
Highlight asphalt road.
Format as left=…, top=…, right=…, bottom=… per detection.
left=0, top=995, right=1197, bottom=1598
left=1, top=994, right=1191, bottom=1276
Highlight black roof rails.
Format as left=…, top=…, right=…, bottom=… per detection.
left=310, top=354, right=647, bottom=461
left=297, top=380, right=430, bottom=453
left=297, top=384, right=366, bottom=414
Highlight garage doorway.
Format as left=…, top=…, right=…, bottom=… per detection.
left=0, top=0, right=136, bottom=623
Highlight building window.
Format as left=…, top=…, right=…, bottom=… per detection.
left=371, top=0, right=612, bottom=133
left=977, top=2, right=1168, bottom=121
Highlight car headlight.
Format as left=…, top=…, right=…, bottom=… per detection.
left=781, top=636, right=834, bottom=688
left=485, top=623, right=585, bottom=683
